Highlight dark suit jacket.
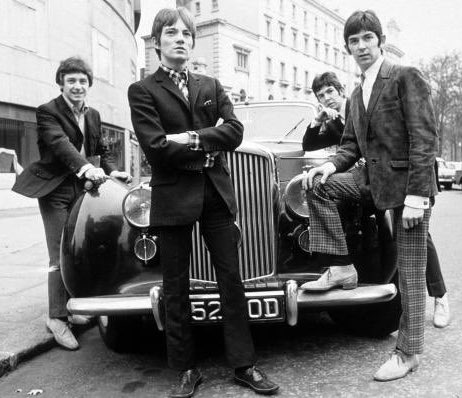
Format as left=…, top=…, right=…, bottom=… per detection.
left=302, top=99, right=350, bottom=151
left=330, top=60, right=439, bottom=210
left=128, top=68, right=243, bottom=226
left=12, top=95, right=116, bottom=198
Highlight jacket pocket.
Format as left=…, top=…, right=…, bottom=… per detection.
left=389, top=160, right=409, bottom=169
left=30, top=163, right=56, bottom=180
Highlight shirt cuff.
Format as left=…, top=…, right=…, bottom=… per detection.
left=404, top=195, right=430, bottom=209
left=187, top=131, right=201, bottom=151
left=310, top=119, right=322, bottom=128
left=76, top=163, right=94, bottom=179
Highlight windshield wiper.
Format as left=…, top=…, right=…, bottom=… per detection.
left=277, top=118, right=305, bottom=144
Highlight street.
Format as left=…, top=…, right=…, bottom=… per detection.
left=0, top=189, right=461, bottom=398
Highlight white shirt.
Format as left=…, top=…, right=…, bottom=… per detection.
left=362, top=56, right=384, bottom=109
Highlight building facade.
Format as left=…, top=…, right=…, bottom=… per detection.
left=0, top=0, right=141, bottom=175
left=144, top=0, right=403, bottom=103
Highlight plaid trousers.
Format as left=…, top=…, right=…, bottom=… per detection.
left=307, top=172, right=430, bottom=354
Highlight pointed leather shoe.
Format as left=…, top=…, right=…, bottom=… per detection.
left=300, top=265, right=358, bottom=291
left=433, top=293, right=450, bottom=328
left=374, top=350, right=419, bottom=381
left=169, top=369, right=202, bottom=398
left=46, top=318, right=79, bottom=350
left=234, top=366, right=279, bottom=395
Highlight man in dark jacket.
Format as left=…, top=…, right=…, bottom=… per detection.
left=303, top=11, right=440, bottom=381
left=127, top=7, right=278, bottom=398
left=13, top=57, right=131, bottom=350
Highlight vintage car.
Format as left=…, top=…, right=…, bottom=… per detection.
left=62, top=101, right=400, bottom=352
left=437, top=157, right=456, bottom=190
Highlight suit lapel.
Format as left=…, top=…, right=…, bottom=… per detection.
left=365, top=60, right=393, bottom=126
left=187, top=72, right=201, bottom=111
left=154, top=68, right=190, bottom=111
left=56, top=95, right=80, bottom=132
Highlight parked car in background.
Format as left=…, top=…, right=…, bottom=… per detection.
left=61, top=101, right=400, bottom=352
left=437, top=157, right=456, bottom=190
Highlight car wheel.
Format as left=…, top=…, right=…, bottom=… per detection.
left=443, top=182, right=452, bottom=190
left=97, top=315, right=143, bottom=352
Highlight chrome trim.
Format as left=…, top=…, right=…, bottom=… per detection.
left=285, top=280, right=298, bottom=326
left=190, top=148, right=277, bottom=282
left=190, top=291, right=284, bottom=300
left=150, top=286, right=164, bottom=331
left=67, top=296, right=152, bottom=315
left=297, top=283, right=397, bottom=307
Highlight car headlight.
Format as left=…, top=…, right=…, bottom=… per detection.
left=284, top=174, right=309, bottom=219
left=122, top=185, right=151, bottom=228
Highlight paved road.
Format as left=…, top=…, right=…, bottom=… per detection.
left=1, top=189, right=461, bottom=398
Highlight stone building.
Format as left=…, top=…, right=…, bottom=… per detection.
left=0, top=0, right=141, bottom=174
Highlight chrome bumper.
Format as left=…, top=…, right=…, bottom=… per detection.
left=67, top=281, right=397, bottom=331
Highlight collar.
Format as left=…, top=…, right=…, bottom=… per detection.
left=160, top=64, right=189, bottom=83
left=62, top=94, right=88, bottom=115
left=363, top=55, right=384, bottom=83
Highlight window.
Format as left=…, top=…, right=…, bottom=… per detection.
left=92, top=28, right=113, bottom=83
left=292, top=3, right=296, bottom=19
left=280, top=62, right=286, bottom=80
left=279, top=23, right=285, bottom=43
left=211, top=0, right=218, bottom=11
left=279, top=0, right=284, bottom=13
left=304, top=71, right=309, bottom=89
left=324, top=44, right=329, bottom=62
left=266, top=18, right=272, bottom=38
left=334, top=49, right=339, bottom=66
left=9, top=0, right=37, bottom=52
left=293, top=66, right=298, bottom=85
left=324, top=22, right=328, bottom=39
left=195, top=1, right=201, bottom=15
left=102, top=125, right=125, bottom=171
left=314, top=40, right=319, bottom=58
left=342, top=53, right=347, bottom=70
left=304, top=35, right=309, bottom=53
left=303, top=11, right=307, bottom=28
left=314, top=16, right=318, bottom=35
left=125, top=0, right=133, bottom=29
left=266, top=57, right=272, bottom=75
left=292, top=29, right=297, bottom=49
left=235, top=47, right=249, bottom=71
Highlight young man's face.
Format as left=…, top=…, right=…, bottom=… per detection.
left=60, top=73, right=89, bottom=107
left=315, top=85, right=343, bottom=111
left=156, top=18, right=193, bottom=69
left=346, top=30, right=385, bottom=72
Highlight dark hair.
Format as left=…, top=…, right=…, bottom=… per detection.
left=151, top=7, right=196, bottom=59
left=55, top=56, right=93, bottom=87
left=312, top=72, right=344, bottom=97
left=344, top=10, right=383, bottom=49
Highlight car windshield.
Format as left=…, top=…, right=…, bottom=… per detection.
left=235, top=103, right=316, bottom=142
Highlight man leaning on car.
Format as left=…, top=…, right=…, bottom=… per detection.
left=12, top=57, right=131, bottom=350
left=127, top=7, right=278, bottom=398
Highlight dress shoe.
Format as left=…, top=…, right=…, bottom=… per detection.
left=169, top=369, right=202, bottom=398
left=300, top=265, right=358, bottom=291
left=46, top=318, right=79, bottom=350
left=374, top=349, right=419, bottom=381
left=433, top=293, right=450, bottom=328
left=68, top=314, right=93, bottom=325
left=234, top=366, right=279, bottom=395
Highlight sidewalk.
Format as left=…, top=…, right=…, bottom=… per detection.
left=0, top=174, right=85, bottom=376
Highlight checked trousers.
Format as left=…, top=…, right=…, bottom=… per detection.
left=307, top=172, right=430, bottom=354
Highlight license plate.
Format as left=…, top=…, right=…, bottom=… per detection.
left=190, top=291, right=285, bottom=323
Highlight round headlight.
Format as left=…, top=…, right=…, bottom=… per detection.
left=285, top=174, right=310, bottom=219
left=134, top=234, right=157, bottom=262
left=122, top=186, right=151, bottom=228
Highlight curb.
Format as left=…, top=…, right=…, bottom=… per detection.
left=0, top=336, right=55, bottom=377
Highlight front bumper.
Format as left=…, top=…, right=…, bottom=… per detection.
left=67, top=280, right=397, bottom=331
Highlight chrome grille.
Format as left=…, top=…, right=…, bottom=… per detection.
left=190, top=149, right=275, bottom=281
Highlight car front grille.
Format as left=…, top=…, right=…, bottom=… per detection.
left=190, top=148, right=276, bottom=282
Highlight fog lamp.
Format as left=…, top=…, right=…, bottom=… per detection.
left=134, top=234, right=157, bottom=262
left=123, top=185, right=151, bottom=228
left=284, top=174, right=310, bottom=219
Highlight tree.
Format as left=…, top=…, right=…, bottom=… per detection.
left=421, top=53, right=462, bottom=159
